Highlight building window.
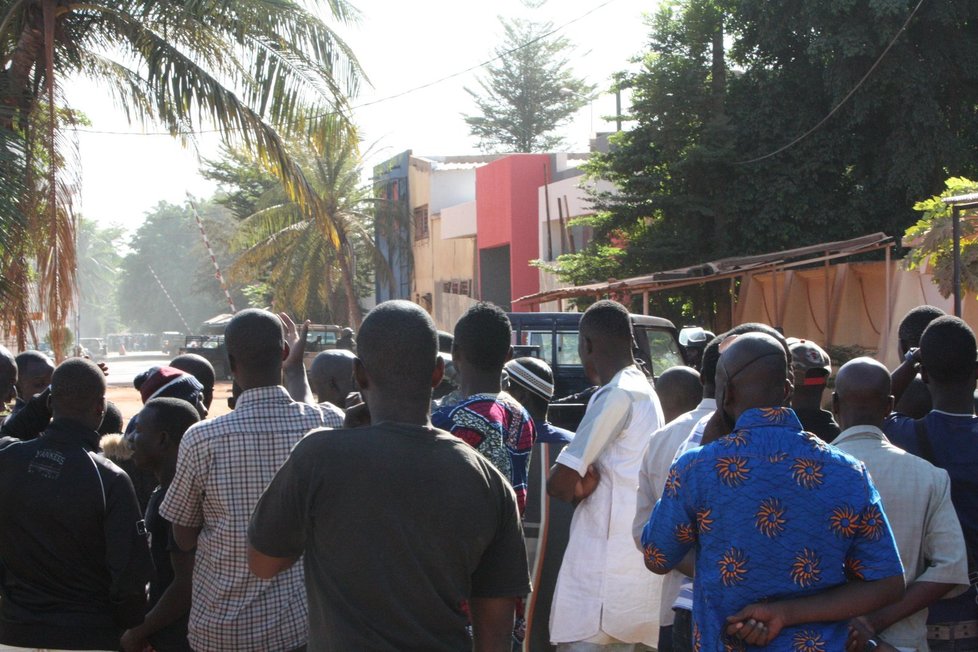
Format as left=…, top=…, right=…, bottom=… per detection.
left=414, top=205, right=429, bottom=240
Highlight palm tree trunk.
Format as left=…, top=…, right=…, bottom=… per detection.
left=338, top=251, right=362, bottom=328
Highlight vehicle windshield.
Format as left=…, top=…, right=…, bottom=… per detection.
left=642, top=328, right=684, bottom=374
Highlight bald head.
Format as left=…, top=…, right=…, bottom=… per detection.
left=50, top=358, right=106, bottom=428
left=225, top=309, right=285, bottom=383
left=0, top=345, right=16, bottom=405
left=656, top=366, right=702, bottom=423
left=833, top=357, right=892, bottom=430
left=309, top=349, right=356, bottom=407
left=357, top=301, right=439, bottom=403
left=717, top=332, right=790, bottom=421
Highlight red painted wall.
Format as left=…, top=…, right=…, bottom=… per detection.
left=476, top=154, right=549, bottom=311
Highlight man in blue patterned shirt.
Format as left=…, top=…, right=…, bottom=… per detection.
left=642, top=332, right=905, bottom=651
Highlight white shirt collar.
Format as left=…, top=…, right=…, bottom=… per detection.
left=833, top=423, right=888, bottom=446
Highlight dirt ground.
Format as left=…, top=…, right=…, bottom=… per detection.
left=106, top=380, right=235, bottom=427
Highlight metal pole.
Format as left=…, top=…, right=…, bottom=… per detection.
left=543, top=162, right=553, bottom=261
left=188, top=196, right=236, bottom=313
left=953, top=205, right=962, bottom=317
left=615, top=88, right=622, bottom=132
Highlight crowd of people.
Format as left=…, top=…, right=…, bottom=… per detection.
left=0, top=299, right=974, bottom=652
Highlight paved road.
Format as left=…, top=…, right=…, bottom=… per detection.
left=101, top=352, right=170, bottom=387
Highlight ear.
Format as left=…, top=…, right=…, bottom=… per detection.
left=431, top=356, right=445, bottom=389
left=919, top=363, right=929, bottom=384
left=885, top=394, right=894, bottom=415
left=281, top=342, right=290, bottom=362
left=228, top=352, right=238, bottom=375
left=783, top=379, right=794, bottom=407
left=504, top=346, right=513, bottom=363
left=831, top=392, right=840, bottom=419
left=353, top=358, right=369, bottom=392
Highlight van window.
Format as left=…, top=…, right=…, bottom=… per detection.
left=641, top=328, right=684, bottom=374
left=556, top=332, right=581, bottom=367
left=305, top=328, right=337, bottom=352
left=518, top=331, right=553, bottom=365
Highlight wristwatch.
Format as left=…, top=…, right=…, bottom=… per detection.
left=904, top=347, right=919, bottom=364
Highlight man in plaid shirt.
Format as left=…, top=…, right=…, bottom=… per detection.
left=161, top=309, right=343, bottom=652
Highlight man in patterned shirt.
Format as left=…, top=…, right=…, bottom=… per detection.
left=432, top=302, right=535, bottom=514
left=160, top=309, right=343, bottom=652
left=643, top=332, right=905, bottom=651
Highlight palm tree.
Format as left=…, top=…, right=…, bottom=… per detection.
left=0, top=0, right=362, bottom=355
left=230, top=121, right=390, bottom=328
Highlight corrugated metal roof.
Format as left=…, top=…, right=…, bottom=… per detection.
left=515, top=232, right=893, bottom=305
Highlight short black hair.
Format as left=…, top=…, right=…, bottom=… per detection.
left=453, top=302, right=512, bottom=372
left=898, top=305, right=946, bottom=351
left=14, top=350, right=53, bottom=377
left=920, top=316, right=977, bottom=384
left=140, top=397, right=200, bottom=445
left=580, top=300, right=633, bottom=344
left=700, top=336, right=722, bottom=388
left=170, top=353, right=216, bottom=408
left=225, top=309, right=284, bottom=373
left=358, top=301, right=439, bottom=396
left=50, top=358, right=105, bottom=413
left=98, top=401, right=124, bottom=435
left=170, top=353, right=216, bottom=390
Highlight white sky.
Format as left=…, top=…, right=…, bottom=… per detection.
left=66, top=0, right=657, bottom=234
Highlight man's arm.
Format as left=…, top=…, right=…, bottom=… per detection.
left=280, top=313, right=315, bottom=405
left=725, top=575, right=905, bottom=646
left=547, top=387, right=628, bottom=504
left=172, top=524, right=200, bottom=553
left=103, top=470, right=153, bottom=629
left=547, top=463, right=599, bottom=504
left=470, top=597, right=515, bottom=652
left=120, top=549, right=194, bottom=652
left=248, top=545, right=299, bottom=579
left=890, top=349, right=919, bottom=406
left=847, top=581, right=960, bottom=651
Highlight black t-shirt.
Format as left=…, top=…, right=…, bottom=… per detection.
left=144, top=486, right=191, bottom=652
left=793, top=407, right=841, bottom=443
left=249, top=422, right=530, bottom=652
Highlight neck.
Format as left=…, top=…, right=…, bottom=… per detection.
left=596, top=355, right=634, bottom=385
left=235, top=370, right=282, bottom=392
left=365, top=392, right=432, bottom=426
left=930, top=384, right=976, bottom=415
left=792, top=390, right=825, bottom=411
left=461, top=369, right=502, bottom=397
left=157, top=457, right=177, bottom=488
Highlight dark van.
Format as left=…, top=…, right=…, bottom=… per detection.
left=506, top=312, right=685, bottom=401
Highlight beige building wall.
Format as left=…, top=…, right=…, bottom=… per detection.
left=734, top=260, right=972, bottom=370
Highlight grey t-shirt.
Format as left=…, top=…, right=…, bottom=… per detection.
left=249, top=421, right=530, bottom=651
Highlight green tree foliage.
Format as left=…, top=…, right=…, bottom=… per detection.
left=463, top=17, right=596, bottom=152
left=0, top=0, right=363, bottom=352
left=77, top=218, right=124, bottom=338
left=561, top=0, right=978, bottom=326
left=118, top=200, right=245, bottom=334
left=904, top=177, right=978, bottom=298
left=228, top=123, right=389, bottom=327
left=202, top=148, right=280, bottom=221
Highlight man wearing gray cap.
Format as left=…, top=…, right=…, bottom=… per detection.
left=787, top=338, right=841, bottom=443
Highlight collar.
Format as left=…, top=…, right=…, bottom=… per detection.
left=42, top=417, right=102, bottom=452
left=833, top=424, right=888, bottom=446
left=734, top=406, right=803, bottom=431
left=235, top=385, right=293, bottom=408
left=931, top=409, right=976, bottom=418
left=696, top=398, right=717, bottom=411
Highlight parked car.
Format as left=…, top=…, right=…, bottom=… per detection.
left=301, top=324, right=343, bottom=371
left=506, top=312, right=686, bottom=431
left=78, top=337, right=107, bottom=361
left=179, top=335, right=230, bottom=380
left=161, top=331, right=184, bottom=357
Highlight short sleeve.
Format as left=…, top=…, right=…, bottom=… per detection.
left=248, top=438, right=316, bottom=559
left=470, top=476, right=531, bottom=598
left=556, top=387, right=630, bottom=476
left=881, top=413, right=917, bottom=454
left=159, top=428, right=206, bottom=528
left=641, top=453, right=698, bottom=573
left=844, top=470, right=904, bottom=582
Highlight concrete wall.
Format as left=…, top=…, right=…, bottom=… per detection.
left=476, top=154, right=549, bottom=311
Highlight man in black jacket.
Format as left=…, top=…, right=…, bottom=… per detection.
left=0, top=358, right=152, bottom=650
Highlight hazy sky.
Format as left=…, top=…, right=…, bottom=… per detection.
left=66, top=0, right=657, bottom=234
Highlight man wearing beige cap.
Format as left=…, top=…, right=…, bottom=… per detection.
left=787, top=337, right=841, bottom=442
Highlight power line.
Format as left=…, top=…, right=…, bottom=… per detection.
left=70, top=0, right=622, bottom=138
left=734, top=0, right=927, bottom=165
